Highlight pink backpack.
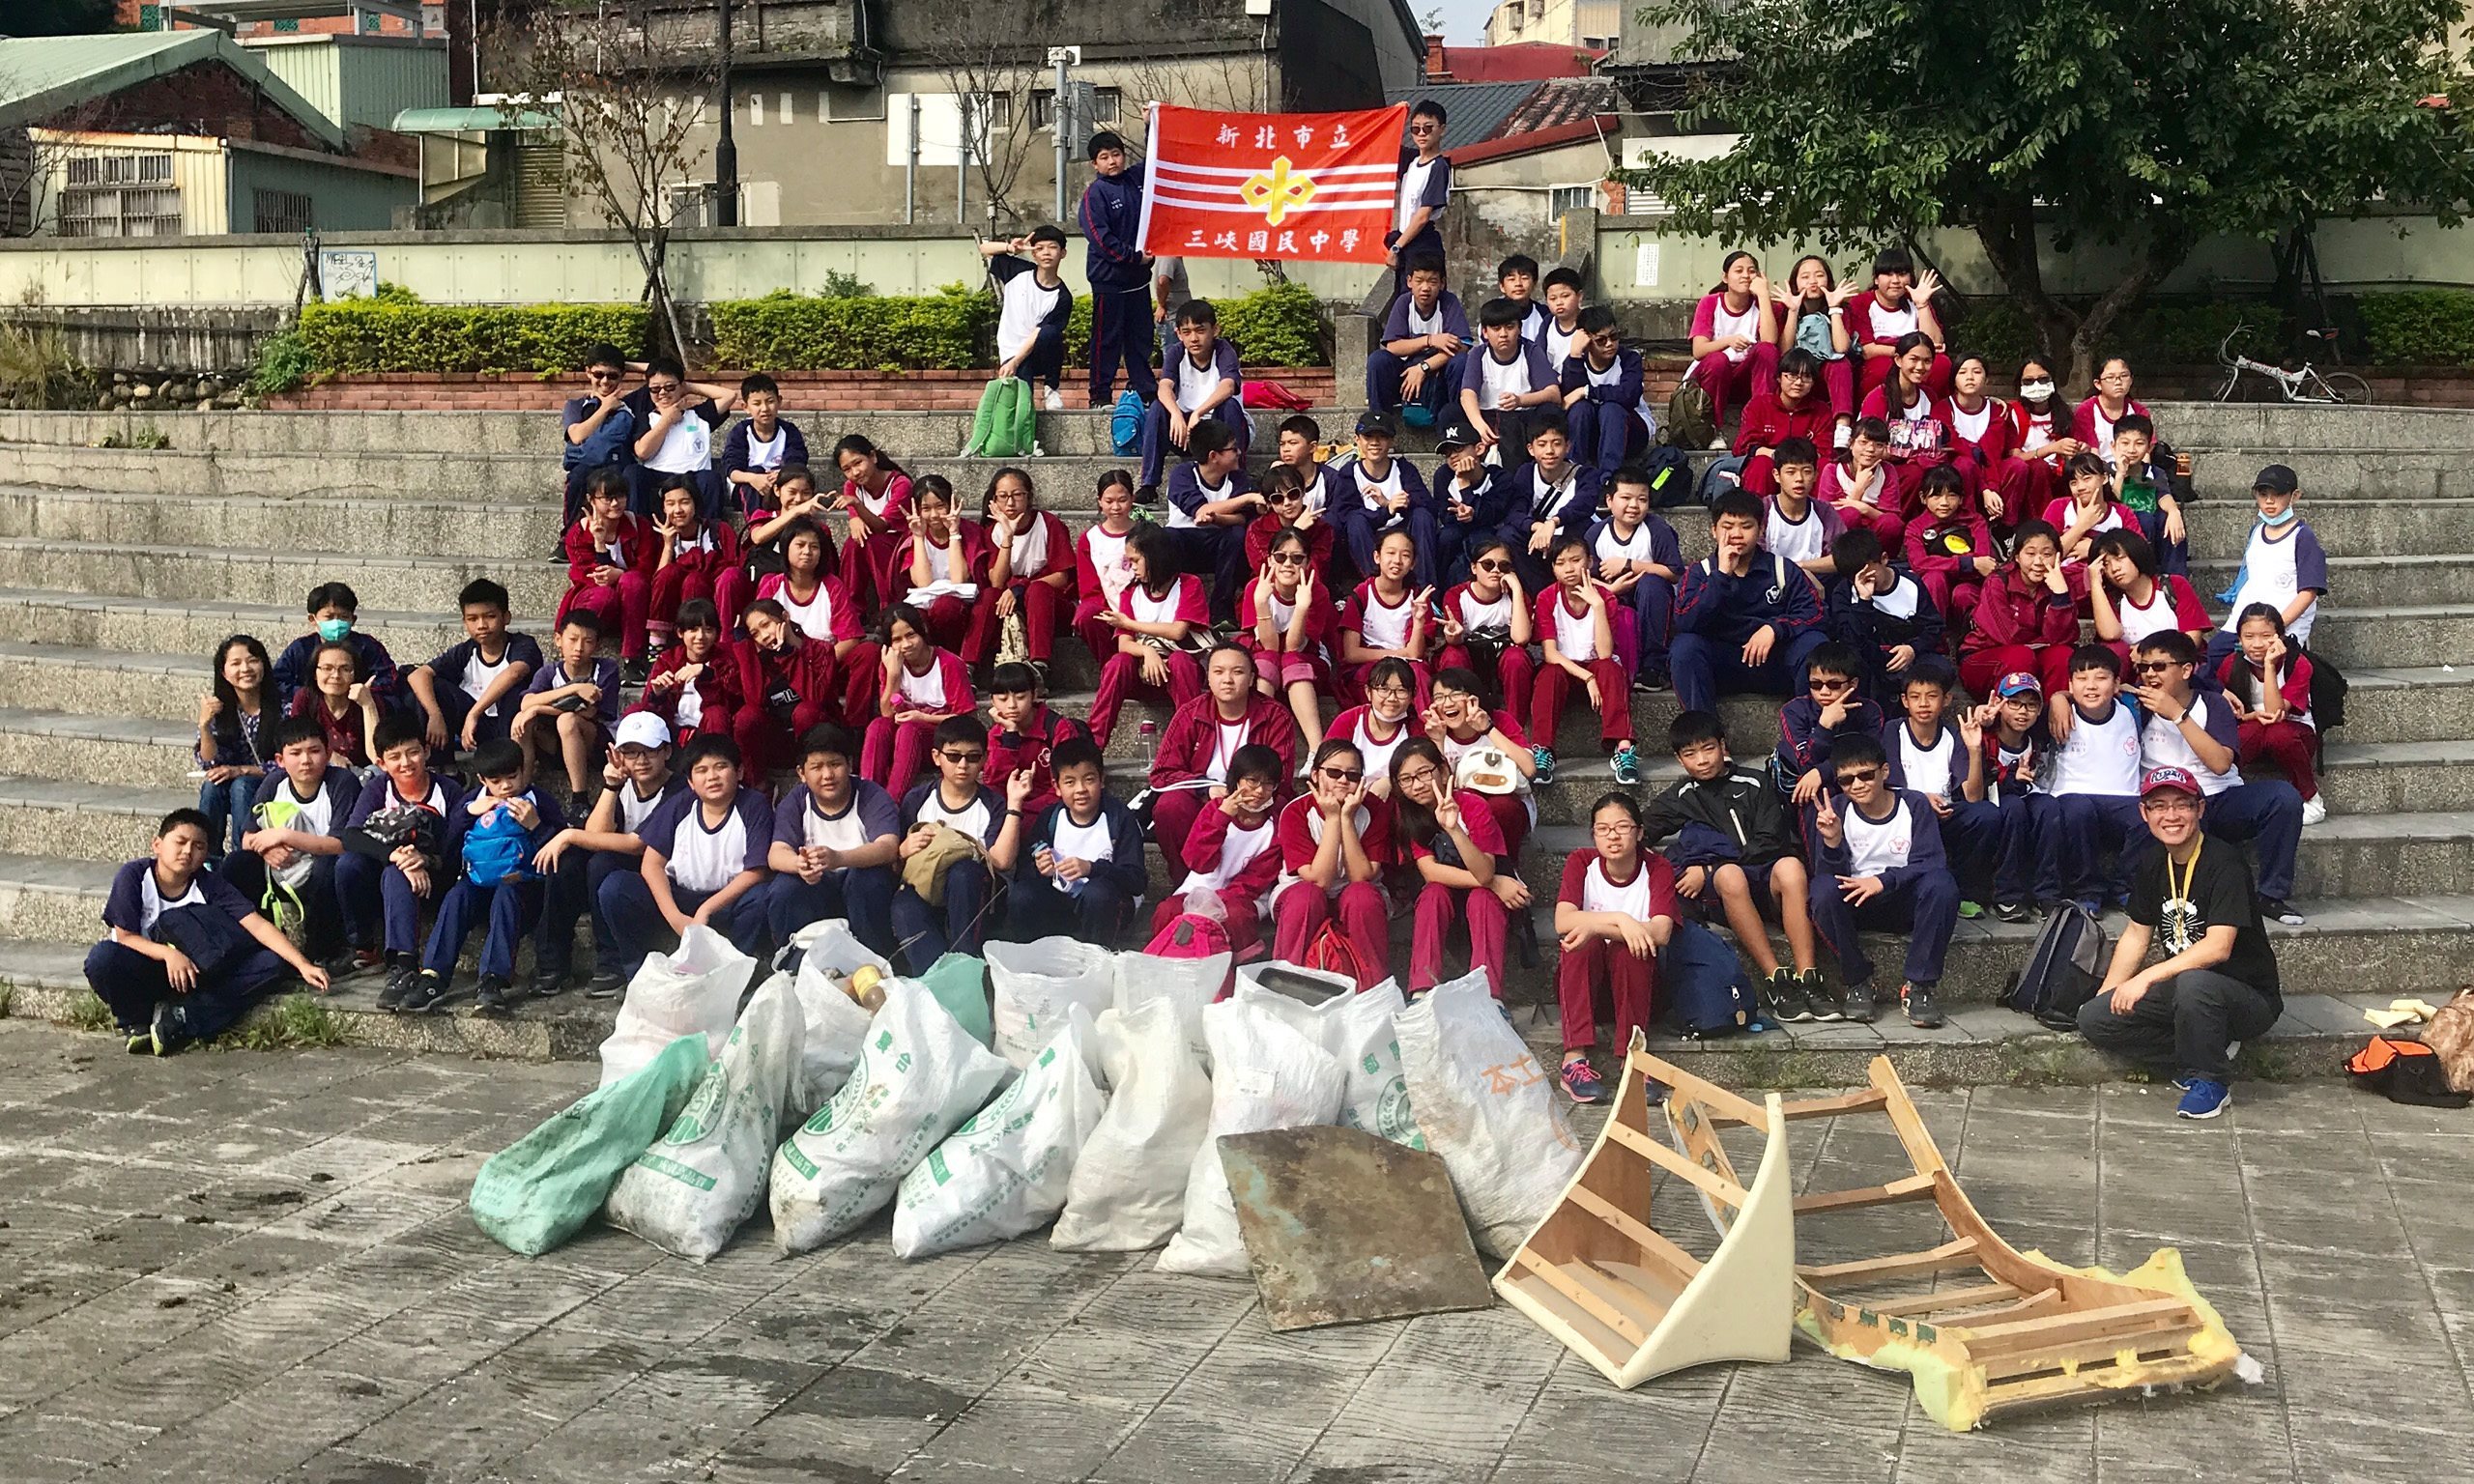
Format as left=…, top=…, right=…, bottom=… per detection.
left=1144, top=911, right=1231, bottom=961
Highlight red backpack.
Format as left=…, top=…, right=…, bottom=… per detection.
left=1301, top=919, right=1380, bottom=991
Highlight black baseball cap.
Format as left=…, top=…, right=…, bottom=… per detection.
left=2254, top=464, right=2299, bottom=495
left=1355, top=411, right=1398, bottom=439
left=1435, top=416, right=1482, bottom=451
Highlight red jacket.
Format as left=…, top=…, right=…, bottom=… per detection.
left=1964, top=566, right=2083, bottom=656
left=1732, top=391, right=1835, bottom=457
left=1904, top=511, right=1997, bottom=585
left=1177, top=800, right=1283, bottom=904
left=564, top=514, right=658, bottom=585
left=890, top=517, right=994, bottom=604
left=983, top=703, right=1091, bottom=818
left=653, top=520, right=742, bottom=585
left=1246, top=511, right=1338, bottom=577
left=1150, top=694, right=1299, bottom=793
left=1935, top=395, right=2019, bottom=466
left=1242, top=575, right=1337, bottom=656
left=639, top=643, right=745, bottom=734
left=730, top=633, right=836, bottom=721
left=2071, top=394, right=2153, bottom=450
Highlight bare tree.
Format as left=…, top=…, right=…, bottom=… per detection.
left=914, top=20, right=1051, bottom=226
left=483, top=0, right=718, bottom=355
left=0, top=87, right=121, bottom=239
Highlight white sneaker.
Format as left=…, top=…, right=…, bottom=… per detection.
left=2300, top=796, right=2327, bottom=826
left=1707, top=433, right=1729, bottom=449
left=1044, top=388, right=1064, bottom=412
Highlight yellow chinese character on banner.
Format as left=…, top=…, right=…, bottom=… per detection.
left=1239, top=157, right=1317, bottom=228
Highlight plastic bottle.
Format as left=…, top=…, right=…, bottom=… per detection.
left=1136, top=717, right=1158, bottom=771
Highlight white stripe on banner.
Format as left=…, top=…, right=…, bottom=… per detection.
left=1135, top=107, right=1161, bottom=259
left=1147, top=188, right=1396, bottom=208
left=1146, top=196, right=1393, bottom=216
left=1153, top=160, right=1397, bottom=182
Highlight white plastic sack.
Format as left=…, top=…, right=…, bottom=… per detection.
left=776, top=920, right=892, bottom=1124
left=892, top=1010, right=1108, bottom=1258
left=768, top=977, right=1015, bottom=1254
left=1156, top=998, right=1346, bottom=1277
left=987, top=936, right=1117, bottom=1069
left=1395, top=970, right=1583, bottom=1258
left=1051, top=999, right=1213, bottom=1252
left=1236, top=966, right=1423, bottom=1150
left=603, top=975, right=804, bottom=1262
left=1113, top=947, right=1230, bottom=1070
left=597, top=924, right=754, bottom=1088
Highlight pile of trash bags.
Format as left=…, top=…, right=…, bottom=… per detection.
left=470, top=924, right=1583, bottom=1270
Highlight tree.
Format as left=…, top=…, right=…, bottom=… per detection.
left=483, top=1, right=719, bottom=356
left=1, top=0, right=116, bottom=37
left=1619, top=0, right=2474, bottom=382
left=915, top=16, right=1053, bottom=229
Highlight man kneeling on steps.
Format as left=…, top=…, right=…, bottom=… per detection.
left=2078, top=765, right=2282, bottom=1121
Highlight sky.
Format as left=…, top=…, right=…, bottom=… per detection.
left=1425, top=0, right=1498, bottom=44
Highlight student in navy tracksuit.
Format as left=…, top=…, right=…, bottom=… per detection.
left=1578, top=468, right=1683, bottom=691
left=1806, top=732, right=1960, bottom=1028
left=412, top=738, right=569, bottom=1016
left=217, top=714, right=358, bottom=968
left=1164, top=419, right=1263, bottom=621
left=1825, top=527, right=1944, bottom=700
left=1386, top=100, right=1451, bottom=303
left=1497, top=419, right=1602, bottom=593
left=1773, top=642, right=1885, bottom=803
left=1328, top=411, right=1441, bottom=590
left=341, top=713, right=468, bottom=1009
left=1559, top=304, right=1655, bottom=475
left=1079, top=130, right=1154, bottom=408
left=1366, top=254, right=1469, bottom=420
left=1880, top=661, right=2017, bottom=913
left=1141, top=298, right=1249, bottom=494
left=1670, top=490, right=1829, bottom=715
left=1429, top=418, right=1513, bottom=587
left=1453, top=297, right=1560, bottom=469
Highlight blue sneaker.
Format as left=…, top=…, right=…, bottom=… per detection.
left=2175, top=1078, right=2230, bottom=1120
left=1559, top=1055, right=1607, bottom=1104
left=1530, top=744, right=1556, bottom=786
left=1609, top=743, right=1641, bottom=786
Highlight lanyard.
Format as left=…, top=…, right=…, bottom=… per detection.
left=2164, top=838, right=2204, bottom=947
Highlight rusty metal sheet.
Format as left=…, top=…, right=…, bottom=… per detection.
left=1221, top=1126, right=1494, bottom=1331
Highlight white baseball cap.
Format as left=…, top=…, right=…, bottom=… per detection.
left=614, top=712, right=672, bottom=750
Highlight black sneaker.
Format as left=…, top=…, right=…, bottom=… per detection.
left=622, top=657, right=651, bottom=686
left=126, top=1027, right=152, bottom=1054
left=1902, top=981, right=1944, bottom=1028
left=1798, top=970, right=1842, bottom=1022
left=1633, top=672, right=1670, bottom=694
left=1768, top=968, right=1812, bottom=1022
left=376, top=960, right=420, bottom=1013
left=147, top=1000, right=192, bottom=1057
left=2258, top=896, right=2306, bottom=927
left=473, top=975, right=514, bottom=1017
left=528, top=964, right=568, bottom=999
left=398, top=970, right=453, bottom=1014
left=1993, top=900, right=2028, bottom=924
left=585, top=969, right=626, bottom=999
left=1842, top=983, right=1880, bottom=1024
left=1135, top=484, right=1164, bottom=506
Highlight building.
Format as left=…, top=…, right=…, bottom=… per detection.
left=1482, top=0, right=1623, bottom=52
left=0, top=31, right=420, bottom=237
left=1382, top=72, right=1617, bottom=280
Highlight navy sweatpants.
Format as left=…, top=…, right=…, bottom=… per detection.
left=336, top=851, right=438, bottom=956
left=1088, top=287, right=1155, bottom=406
left=2043, top=793, right=2144, bottom=908
left=1807, top=868, right=1960, bottom=989
left=762, top=867, right=898, bottom=960
left=217, top=850, right=345, bottom=960
left=536, top=846, right=635, bottom=981
left=421, top=876, right=545, bottom=982
left=1140, top=398, right=1251, bottom=490
left=890, top=860, right=994, bottom=971
left=84, top=939, right=290, bottom=1039
left=595, top=871, right=768, bottom=978
left=1670, top=628, right=1829, bottom=716
left=1007, top=875, right=1136, bottom=946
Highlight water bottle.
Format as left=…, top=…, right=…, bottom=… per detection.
left=1136, top=718, right=1158, bottom=771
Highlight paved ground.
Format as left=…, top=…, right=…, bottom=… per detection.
left=1, top=1018, right=2468, bottom=1484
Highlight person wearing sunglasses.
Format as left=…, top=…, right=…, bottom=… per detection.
left=2127, top=630, right=2307, bottom=927
left=1434, top=537, right=1535, bottom=719
left=890, top=715, right=1032, bottom=966
left=1147, top=643, right=1299, bottom=880
left=1244, top=465, right=1338, bottom=585
left=1386, top=100, right=1453, bottom=301
left=1241, top=528, right=1338, bottom=752
left=1805, top=731, right=1960, bottom=1028
left=624, top=353, right=739, bottom=525
left=1773, top=642, right=1883, bottom=807
left=1421, top=666, right=1537, bottom=861
left=1268, top=739, right=1394, bottom=987
left=560, top=343, right=639, bottom=544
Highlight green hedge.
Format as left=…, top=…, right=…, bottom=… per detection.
left=2358, top=290, right=2474, bottom=365
left=1945, top=298, right=2287, bottom=371
left=295, top=300, right=649, bottom=377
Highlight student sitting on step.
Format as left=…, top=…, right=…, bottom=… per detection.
left=831, top=434, right=912, bottom=614
left=1434, top=539, right=1537, bottom=727
left=1642, top=710, right=1820, bottom=1017
left=719, top=372, right=809, bottom=519
left=1241, top=525, right=1338, bottom=753
left=750, top=519, right=863, bottom=718
left=288, top=639, right=381, bottom=771
left=892, top=715, right=1030, bottom=968
left=1500, top=415, right=1601, bottom=593
left=1805, top=731, right=1960, bottom=1028
left=1553, top=791, right=1681, bottom=1105
left=1147, top=643, right=1301, bottom=878
left=1267, top=737, right=1394, bottom=986
left=648, top=474, right=750, bottom=653
left=1391, top=736, right=1520, bottom=1000
left=1880, top=662, right=2014, bottom=919
left=1331, top=411, right=1441, bottom=591
left=560, top=343, right=637, bottom=537
left=532, top=710, right=683, bottom=998
left=1248, top=466, right=1339, bottom=589
left=1338, top=528, right=1435, bottom=707
left=1428, top=419, right=1511, bottom=588
left=887, top=474, right=994, bottom=658
left=982, top=225, right=1074, bottom=411
left=88, top=808, right=331, bottom=1056
left=1730, top=348, right=1836, bottom=499
left=1689, top=251, right=1781, bottom=431
left=513, top=610, right=622, bottom=802
left=861, top=603, right=976, bottom=803
left=1454, top=296, right=1559, bottom=468
left=409, top=738, right=568, bottom=1017
left=1141, top=298, right=1250, bottom=498
left=1087, top=523, right=1208, bottom=749
left=763, top=724, right=899, bottom=960
left=2046, top=450, right=2138, bottom=565
left=2039, top=643, right=2148, bottom=914
left=218, top=715, right=358, bottom=974
left=407, top=579, right=541, bottom=766
left=2219, top=603, right=2326, bottom=828
left=2087, top=528, right=2211, bottom=663
left=1759, top=437, right=1847, bottom=585
left=742, top=463, right=834, bottom=585
left=196, top=634, right=277, bottom=855
left=625, top=355, right=738, bottom=523
left=981, top=663, right=1091, bottom=823
left=2106, top=414, right=2188, bottom=576
left=637, top=598, right=741, bottom=752
left=973, top=467, right=1078, bottom=685
left=1902, top=467, right=1998, bottom=629
left=731, top=597, right=839, bottom=780
left=1670, top=490, right=1829, bottom=716
left=1580, top=467, right=1683, bottom=696
left=1162, top=418, right=1262, bottom=623
left=1422, top=665, right=1539, bottom=860
left=1979, top=670, right=2056, bottom=919
left=271, top=581, right=399, bottom=715
left=345, top=713, right=467, bottom=1010
left=1365, top=252, right=1468, bottom=423
left=1007, top=737, right=1145, bottom=946
left=1149, top=742, right=1285, bottom=960
left=599, top=732, right=772, bottom=976
left=1959, top=520, right=2081, bottom=699
left=556, top=468, right=655, bottom=676
left=1073, top=470, right=1143, bottom=672
left=1818, top=416, right=1912, bottom=552
left=1495, top=253, right=1550, bottom=341
left=1530, top=535, right=1640, bottom=786
left=2127, top=629, right=2308, bottom=926
left=1326, top=656, right=1423, bottom=805
left=1774, top=641, right=1885, bottom=806
left=1539, top=265, right=1588, bottom=367
left=2208, top=464, right=2327, bottom=673
left=1560, top=306, right=1659, bottom=476
left=1826, top=528, right=1943, bottom=699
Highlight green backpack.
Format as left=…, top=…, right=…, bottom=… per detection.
left=963, top=375, right=1039, bottom=458
left=249, top=791, right=319, bottom=948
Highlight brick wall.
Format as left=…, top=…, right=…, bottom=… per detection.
left=266, top=366, right=1342, bottom=412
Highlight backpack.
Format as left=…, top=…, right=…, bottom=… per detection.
left=1637, top=441, right=1694, bottom=508
left=1301, top=916, right=1380, bottom=990
left=2346, top=1036, right=2472, bottom=1108
left=459, top=803, right=538, bottom=888
left=2303, top=644, right=2348, bottom=735
left=2003, top=902, right=2107, bottom=1030
left=1665, top=378, right=1716, bottom=451
left=562, top=402, right=636, bottom=471
left=1110, top=390, right=1145, bottom=456
left=1142, top=911, right=1234, bottom=995
left=964, top=375, right=1037, bottom=458
left=2421, top=987, right=2474, bottom=1094
left=248, top=790, right=322, bottom=948
left=1660, top=918, right=1754, bottom=1037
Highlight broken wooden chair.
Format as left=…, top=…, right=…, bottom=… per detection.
left=1672, top=1053, right=2248, bottom=1430
left=1492, top=1033, right=1797, bottom=1388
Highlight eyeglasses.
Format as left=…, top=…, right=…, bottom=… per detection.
left=1475, top=559, right=1510, bottom=573
left=587, top=369, right=621, bottom=383
left=1395, top=765, right=1439, bottom=789
left=1589, top=331, right=1623, bottom=347
left=1592, top=822, right=1639, bottom=838
left=1836, top=767, right=1884, bottom=785
left=1367, top=684, right=1411, bottom=699
left=1317, top=765, right=1364, bottom=784
left=1408, top=122, right=1440, bottom=135
left=646, top=381, right=681, bottom=395
left=940, top=750, right=986, bottom=765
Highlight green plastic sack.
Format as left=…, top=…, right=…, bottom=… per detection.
left=919, top=952, right=994, bottom=1049
left=470, top=1033, right=711, bottom=1256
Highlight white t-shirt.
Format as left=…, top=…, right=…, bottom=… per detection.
left=1843, top=796, right=1917, bottom=876
left=995, top=270, right=1070, bottom=361
left=1949, top=400, right=1993, bottom=443
left=1548, top=592, right=1600, bottom=662
left=643, top=408, right=713, bottom=474
left=669, top=802, right=749, bottom=893
left=2142, top=695, right=2242, bottom=796
left=1355, top=586, right=1415, bottom=650
left=896, top=661, right=947, bottom=710
left=1396, top=157, right=1439, bottom=236
left=269, top=778, right=335, bottom=836
left=1179, top=815, right=1276, bottom=909
left=2050, top=701, right=2143, bottom=798
left=1579, top=857, right=1653, bottom=918
left=1868, top=575, right=1923, bottom=621
left=1868, top=299, right=1919, bottom=341
left=2224, top=525, right=2319, bottom=643
left=1593, top=522, right=1656, bottom=567
left=801, top=792, right=875, bottom=852
left=1127, top=582, right=1188, bottom=625
left=1766, top=502, right=1830, bottom=565
left=916, top=787, right=994, bottom=841
left=460, top=647, right=514, bottom=715
left=740, top=425, right=789, bottom=471
left=618, top=779, right=671, bottom=834
left=1454, top=586, right=1512, bottom=631
left=2116, top=584, right=2183, bottom=646
left=1543, top=318, right=1582, bottom=366
left=1084, top=528, right=1135, bottom=605
left=1166, top=470, right=1236, bottom=531
left=1007, top=517, right=1053, bottom=580
left=1712, top=299, right=1761, bottom=362
left=1895, top=725, right=1956, bottom=798
left=1050, top=810, right=1112, bottom=893
left=1172, top=351, right=1225, bottom=414
left=1207, top=717, right=1252, bottom=784
left=1349, top=460, right=1408, bottom=528
left=777, top=581, right=837, bottom=643
left=1478, top=349, right=1533, bottom=406
left=1346, top=712, right=1411, bottom=783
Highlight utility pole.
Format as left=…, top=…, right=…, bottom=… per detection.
left=713, top=0, right=739, bottom=226
left=1048, top=45, right=1081, bottom=224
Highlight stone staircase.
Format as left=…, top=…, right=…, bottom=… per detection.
left=0, top=400, right=2465, bottom=1075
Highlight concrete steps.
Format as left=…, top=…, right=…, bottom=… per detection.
left=0, top=535, right=568, bottom=614
left=0, top=587, right=471, bottom=665
left=0, top=487, right=568, bottom=560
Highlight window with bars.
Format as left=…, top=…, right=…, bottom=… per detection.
left=1548, top=185, right=1598, bottom=218
left=254, top=188, right=314, bottom=235
left=58, top=153, right=182, bottom=238
left=1031, top=87, right=1121, bottom=128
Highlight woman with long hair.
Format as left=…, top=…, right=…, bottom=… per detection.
left=197, top=634, right=276, bottom=852
left=1392, top=736, right=1523, bottom=998
left=1689, top=249, right=1782, bottom=425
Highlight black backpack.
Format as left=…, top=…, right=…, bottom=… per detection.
left=2003, top=903, right=2107, bottom=1030
left=2303, top=644, right=2347, bottom=736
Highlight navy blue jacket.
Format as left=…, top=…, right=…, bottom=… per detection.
left=1812, top=787, right=1950, bottom=890
left=1079, top=170, right=1150, bottom=293
left=1827, top=568, right=1945, bottom=666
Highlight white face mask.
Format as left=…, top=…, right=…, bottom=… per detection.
left=2019, top=380, right=2055, bottom=401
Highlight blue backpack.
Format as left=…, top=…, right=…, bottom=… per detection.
left=562, top=402, right=636, bottom=471
left=1110, top=390, right=1144, bottom=456
left=1662, top=918, right=1755, bottom=1037
left=461, top=802, right=539, bottom=887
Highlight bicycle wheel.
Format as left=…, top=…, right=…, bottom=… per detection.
left=2317, top=371, right=2373, bottom=405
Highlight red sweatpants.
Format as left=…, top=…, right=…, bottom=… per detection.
left=2238, top=718, right=2319, bottom=802
left=1531, top=658, right=1631, bottom=754
left=1435, top=643, right=1536, bottom=717
left=649, top=561, right=751, bottom=638
left=964, top=580, right=1069, bottom=665
left=1557, top=934, right=1656, bottom=1053
left=1272, top=882, right=1390, bottom=989
left=1960, top=644, right=2072, bottom=701
left=734, top=701, right=827, bottom=781
left=1089, top=650, right=1203, bottom=749
left=1693, top=344, right=1779, bottom=425
left=1411, top=880, right=1510, bottom=996
left=559, top=571, right=650, bottom=659
left=862, top=716, right=940, bottom=799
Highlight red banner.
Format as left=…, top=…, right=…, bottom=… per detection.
left=1139, top=103, right=1407, bottom=266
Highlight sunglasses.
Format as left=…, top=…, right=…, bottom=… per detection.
left=2132, top=659, right=2178, bottom=673
left=1317, top=765, right=1364, bottom=784
left=1837, top=768, right=1884, bottom=785
left=940, top=750, right=986, bottom=765
left=646, top=382, right=681, bottom=395
left=587, top=369, right=622, bottom=382
left=1475, top=558, right=1510, bottom=573
left=1809, top=675, right=1854, bottom=692
left=1271, top=552, right=1306, bottom=565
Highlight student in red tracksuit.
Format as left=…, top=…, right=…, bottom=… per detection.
left=1326, top=656, right=1422, bottom=806
left=1149, top=744, right=1284, bottom=959
left=1733, top=348, right=1836, bottom=497
left=1819, top=417, right=1912, bottom=552
left=559, top=470, right=657, bottom=665
left=1147, top=643, right=1300, bottom=884
left=647, top=475, right=750, bottom=653
left=1073, top=471, right=1141, bottom=668
left=751, top=519, right=867, bottom=722
left=861, top=603, right=975, bottom=802
left=1241, top=527, right=1338, bottom=752
left=1338, top=528, right=1433, bottom=706
left=1688, top=250, right=1781, bottom=426
left=2073, top=357, right=2156, bottom=456
left=1087, top=523, right=1208, bottom=748
left=1434, top=537, right=1538, bottom=719
left=1844, top=248, right=1949, bottom=403
left=832, top=434, right=911, bottom=613
left=888, top=474, right=993, bottom=658
left=981, top=661, right=1089, bottom=821
left=1268, top=738, right=1393, bottom=987
left=637, top=598, right=742, bottom=750
left=1392, top=736, right=1521, bottom=997
left=1961, top=521, right=2082, bottom=698
left=2045, top=451, right=2141, bottom=566
left=971, top=467, right=1078, bottom=679
left=1424, top=666, right=1538, bottom=863
left=1532, top=536, right=1638, bottom=782
left=1938, top=353, right=2031, bottom=525
left=1552, top=791, right=1682, bottom=1105
left=2088, top=528, right=2211, bottom=662
left=731, top=597, right=837, bottom=778
left=1773, top=254, right=1860, bottom=423
left=1903, top=466, right=1999, bottom=625
left=1857, top=332, right=1952, bottom=487
left=2008, top=357, right=2086, bottom=515
left=2221, top=603, right=2324, bottom=820
left=1245, top=466, right=1339, bottom=580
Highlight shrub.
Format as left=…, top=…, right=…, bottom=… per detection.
left=2106, top=300, right=2284, bottom=366
left=710, top=286, right=990, bottom=371
left=295, top=301, right=649, bottom=376
left=1215, top=279, right=1327, bottom=367
left=2358, top=290, right=2474, bottom=365
left=1948, top=300, right=2044, bottom=369
left=0, top=320, right=91, bottom=409
left=247, top=328, right=315, bottom=395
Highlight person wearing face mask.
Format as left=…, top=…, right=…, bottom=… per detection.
left=271, top=581, right=400, bottom=714
left=2006, top=357, right=2086, bottom=514
left=2209, top=465, right=2327, bottom=673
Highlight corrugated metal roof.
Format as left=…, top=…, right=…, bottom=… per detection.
left=1381, top=80, right=1542, bottom=154
left=0, top=30, right=345, bottom=148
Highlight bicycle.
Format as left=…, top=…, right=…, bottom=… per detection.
left=2213, top=326, right=2373, bottom=405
